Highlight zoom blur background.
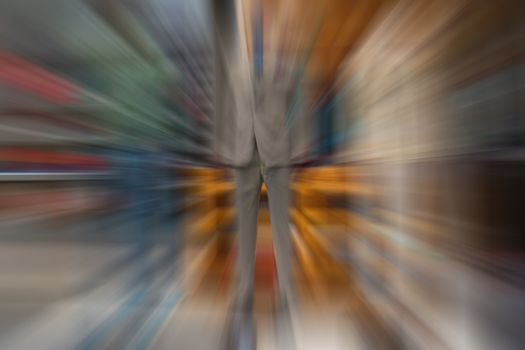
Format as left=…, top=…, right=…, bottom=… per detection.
left=0, top=0, right=524, bottom=349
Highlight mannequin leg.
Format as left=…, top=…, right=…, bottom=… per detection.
left=234, top=165, right=262, bottom=309
left=263, top=166, right=296, bottom=349
left=263, top=167, right=292, bottom=301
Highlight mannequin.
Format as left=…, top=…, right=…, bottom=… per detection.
left=213, top=0, right=297, bottom=349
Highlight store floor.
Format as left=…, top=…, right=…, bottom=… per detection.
left=0, top=216, right=360, bottom=350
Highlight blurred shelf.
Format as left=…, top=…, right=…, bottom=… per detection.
left=0, top=171, right=115, bottom=182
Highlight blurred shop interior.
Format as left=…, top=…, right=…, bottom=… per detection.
left=0, top=0, right=525, bottom=349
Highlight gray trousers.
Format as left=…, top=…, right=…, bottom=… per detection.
left=234, top=148, right=292, bottom=308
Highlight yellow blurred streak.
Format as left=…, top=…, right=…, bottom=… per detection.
left=188, top=208, right=235, bottom=238
left=290, top=226, right=325, bottom=297
left=301, top=207, right=348, bottom=225
left=293, top=180, right=376, bottom=196
left=290, top=209, right=331, bottom=258
left=192, top=182, right=235, bottom=197
left=290, top=208, right=348, bottom=283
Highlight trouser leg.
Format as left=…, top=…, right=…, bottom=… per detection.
left=234, top=165, right=262, bottom=309
left=263, top=167, right=292, bottom=301
left=263, top=166, right=296, bottom=349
